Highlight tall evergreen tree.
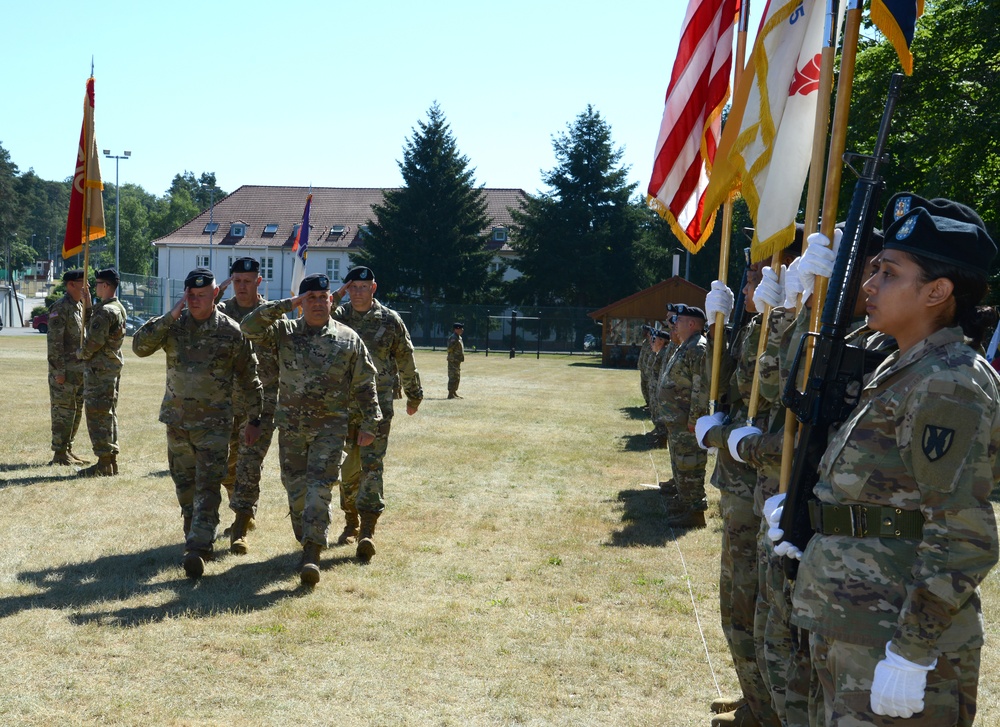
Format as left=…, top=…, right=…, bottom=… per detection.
left=353, top=103, right=499, bottom=321
left=509, top=105, right=642, bottom=307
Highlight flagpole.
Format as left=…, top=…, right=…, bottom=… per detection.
left=778, top=0, right=843, bottom=492
left=709, top=0, right=751, bottom=413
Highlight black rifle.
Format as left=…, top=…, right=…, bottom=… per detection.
left=778, top=73, right=904, bottom=575
left=727, top=246, right=753, bottom=353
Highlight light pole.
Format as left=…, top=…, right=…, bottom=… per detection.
left=103, top=150, right=131, bottom=272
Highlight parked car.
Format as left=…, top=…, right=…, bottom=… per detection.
left=125, top=315, right=148, bottom=336
left=32, top=312, right=50, bottom=334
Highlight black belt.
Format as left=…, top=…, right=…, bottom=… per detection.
left=808, top=500, right=923, bottom=539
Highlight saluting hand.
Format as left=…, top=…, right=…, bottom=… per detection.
left=170, top=290, right=188, bottom=320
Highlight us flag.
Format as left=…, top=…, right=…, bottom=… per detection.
left=647, top=0, right=739, bottom=254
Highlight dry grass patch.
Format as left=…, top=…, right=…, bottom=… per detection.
left=0, top=337, right=997, bottom=725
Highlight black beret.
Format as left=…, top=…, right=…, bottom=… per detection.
left=677, top=306, right=707, bottom=321
left=230, top=257, right=260, bottom=274
left=62, top=268, right=85, bottom=283
left=653, top=328, right=672, bottom=341
left=298, top=273, right=330, bottom=294
left=95, top=268, right=119, bottom=284
left=343, top=266, right=375, bottom=283
left=184, top=267, right=215, bottom=289
left=883, top=192, right=987, bottom=233
left=884, top=208, right=997, bottom=274
left=453, top=322, right=465, bottom=329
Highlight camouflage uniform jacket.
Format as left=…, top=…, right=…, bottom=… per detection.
left=241, top=299, right=382, bottom=436
left=701, top=317, right=763, bottom=500
left=791, top=327, right=1000, bottom=664
left=47, top=294, right=84, bottom=378
left=656, top=332, right=708, bottom=430
left=447, top=332, right=464, bottom=363
left=132, top=309, right=262, bottom=429
left=647, top=342, right=675, bottom=407
left=333, top=298, right=423, bottom=416
left=218, top=295, right=280, bottom=415
left=79, top=296, right=127, bottom=373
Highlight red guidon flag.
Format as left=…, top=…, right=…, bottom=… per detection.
left=647, top=0, right=739, bottom=254
left=63, top=76, right=106, bottom=259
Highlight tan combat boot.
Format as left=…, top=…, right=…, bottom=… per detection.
left=356, top=512, right=380, bottom=563
left=77, top=454, right=115, bottom=477
left=336, top=509, right=360, bottom=545
left=229, top=512, right=253, bottom=555
left=50, top=449, right=74, bottom=466
left=711, top=696, right=746, bottom=714
left=711, top=704, right=761, bottom=727
left=300, top=542, right=322, bottom=585
left=66, top=446, right=89, bottom=465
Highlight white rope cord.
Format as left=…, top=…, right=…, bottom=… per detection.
left=639, top=422, right=723, bottom=698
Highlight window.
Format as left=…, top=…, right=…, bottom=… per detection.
left=227, top=256, right=234, bottom=272
left=329, top=225, right=346, bottom=239
left=326, top=258, right=341, bottom=281
left=230, top=223, right=247, bottom=238
left=260, top=257, right=274, bottom=281
left=263, top=223, right=279, bottom=235
left=489, top=262, right=501, bottom=274
left=203, top=222, right=219, bottom=234
left=492, top=226, right=508, bottom=243
left=196, top=255, right=209, bottom=267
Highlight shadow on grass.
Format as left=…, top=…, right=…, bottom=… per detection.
left=0, top=462, right=52, bottom=473
left=0, top=542, right=356, bottom=627
left=606, top=488, right=673, bottom=547
left=617, top=433, right=663, bottom=452
left=0, top=469, right=85, bottom=489
left=618, top=405, right=649, bottom=421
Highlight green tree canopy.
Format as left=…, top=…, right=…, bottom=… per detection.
left=508, top=105, right=644, bottom=308
left=352, top=103, right=500, bottom=313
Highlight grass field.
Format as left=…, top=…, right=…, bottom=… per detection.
left=0, top=335, right=998, bottom=726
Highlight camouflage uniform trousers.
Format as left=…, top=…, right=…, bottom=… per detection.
left=810, top=632, right=980, bottom=727
left=756, top=524, right=815, bottom=727
left=448, top=361, right=461, bottom=395
left=49, top=369, right=84, bottom=452
left=83, top=369, right=120, bottom=456
left=223, top=388, right=278, bottom=516
left=278, top=427, right=346, bottom=547
left=720, top=492, right=780, bottom=725
left=665, top=428, right=707, bottom=511
left=166, top=425, right=229, bottom=554
left=340, top=417, right=392, bottom=516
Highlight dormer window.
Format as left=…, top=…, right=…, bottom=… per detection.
left=230, top=223, right=247, bottom=238
left=492, top=226, right=508, bottom=243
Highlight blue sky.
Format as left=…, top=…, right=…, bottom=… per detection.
left=3, top=1, right=759, bottom=199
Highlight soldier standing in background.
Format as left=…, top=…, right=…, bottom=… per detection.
left=77, top=268, right=127, bottom=477
left=47, top=268, right=88, bottom=466
left=656, top=306, right=709, bottom=528
left=133, top=268, right=262, bottom=579
left=332, top=266, right=422, bottom=562
left=447, top=322, right=465, bottom=398
left=241, top=273, right=381, bottom=585
left=214, top=257, right=279, bottom=555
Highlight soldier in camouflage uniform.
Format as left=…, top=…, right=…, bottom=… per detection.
left=133, top=268, right=262, bottom=580
left=655, top=306, right=709, bottom=527
left=789, top=203, right=1000, bottom=726
left=637, top=328, right=653, bottom=407
left=332, top=266, right=422, bottom=562
left=47, top=269, right=88, bottom=466
left=214, top=257, right=279, bottom=555
left=77, top=268, right=127, bottom=477
left=648, top=314, right=676, bottom=444
left=241, top=273, right=381, bottom=586
left=447, top=322, right=465, bottom=398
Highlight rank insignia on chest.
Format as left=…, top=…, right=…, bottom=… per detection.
left=922, top=425, right=955, bottom=462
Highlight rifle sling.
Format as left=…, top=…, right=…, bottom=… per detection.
left=808, top=500, right=923, bottom=539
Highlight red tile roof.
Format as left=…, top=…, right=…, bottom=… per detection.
left=152, top=185, right=527, bottom=251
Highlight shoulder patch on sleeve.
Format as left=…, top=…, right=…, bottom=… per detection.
left=911, top=398, right=979, bottom=491
left=927, top=379, right=957, bottom=396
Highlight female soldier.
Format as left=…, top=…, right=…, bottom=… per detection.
left=789, top=202, right=1000, bottom=726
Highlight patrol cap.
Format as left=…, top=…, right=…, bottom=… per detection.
left=884, top=207, right=997, bottom=274
left=883, top=192, right=987, bottom=233
left=343, top=266, right=375, bottom=283
left=453, top=322, right=465, bottom=329
left=62, top=268, right=85, bottom=283
left=230, top=257, right=260, bottom=274
left=676, top=306, right=707, bottom=321
left=95, top=268, right=120, bottom=284
left=298, top=273, right=330, bottom=294
left=184, top=267, right=215, bottom=289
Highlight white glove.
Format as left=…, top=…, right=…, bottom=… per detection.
left=799, top=229, right=843, bottom=299
left=705, top=281, right=735, bottom=323
left=694, top=412, right=727, bottom=451
left=871, top=643, right=937, bottom=718
left=752, top=265, right=784, bottom=311
left=763, top=493, right=786, bottom=542
left=773, top=540, right=802, bottom=559
left=783, top=258, right=803, bottom=309
left=727, top=425, right=762, bottom=464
